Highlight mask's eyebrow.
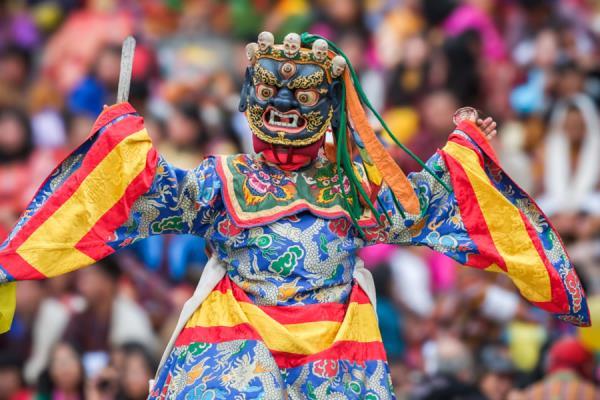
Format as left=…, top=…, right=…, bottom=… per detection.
left=253, top=64, right=282, bottom=87
left=288, top=69, right=324, bottom=90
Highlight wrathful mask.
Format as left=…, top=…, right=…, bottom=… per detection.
left=239, top=33, right=347, bottom=152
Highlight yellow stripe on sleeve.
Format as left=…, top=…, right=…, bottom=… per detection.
left=443, top=141, right=551, bottom=302
left=16, top=130, right=152, bottom=277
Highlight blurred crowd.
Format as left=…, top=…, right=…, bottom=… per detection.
left=0, top=0, right=600, bottom=399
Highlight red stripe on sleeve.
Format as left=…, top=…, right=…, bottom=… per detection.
left=0, top=252, right=45, bottom=280
left=455, top=120, right=501, bottom=165
left=440, top=150, right=506, bottom=270
left=0, top=116, right=145, bottom=277
left=520, top=212, right=569, bottom=313
left=74, top=147, right=158, bottom=260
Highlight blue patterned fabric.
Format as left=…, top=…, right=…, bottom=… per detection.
left=94, top=151, right=492, bottom=399
left=151, top=340, right=394, bottom=400
left=98, top=152, right=477, bottom=309
left=0, top=146, right=528, bottom=398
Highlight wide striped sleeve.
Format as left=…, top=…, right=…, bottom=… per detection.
left=369, top=120, right=589, bottom=327
left=0, top=103, right=221, bottom=332
left=443, top=121, right=589, bottom=326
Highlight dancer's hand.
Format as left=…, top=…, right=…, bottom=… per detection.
left=477, top=116, right=497, bottom=141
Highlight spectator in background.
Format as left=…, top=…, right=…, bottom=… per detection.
left=538, top=94, right=600, bottom=240
left=0, top=107, right=66, bottom=237
left=396, top=90, right=459, bottom=172
left=442, top=0, right=507, bottom=63
left=29, top=79, right=67, bottom=149
left=372, top=262, right=405, bottom=361
left=62, top=257, right=156, bottom=366
left=511, top=28, right=560, bottom=115
left=36, top=342, right=85, bottom=400
left=478, top=345, right=517, bottom=400
left=85, top=342, right=156, bottom=400
left=520, top=336, right=598, bottom=399
left=65, top=112, right=95, bottom=151
left=160, top=102, right=206, bottom=170
left=443, top=30, right=483, bottom=107
left=310, top=0, right=367, bottom=42
left=0, top=46, right=32, bottom=109
left=411, top=335, right=485, bottom=400
left=0, top=352, right=30, bottom=400
left=67, top=44, right=122, bottom=118
left=116, top=343, right=156, bottom=400
left=389, top=248, right=435, bottom=318
left=386, top=34, right=432, bottom=107
left=21, top=281, right=72, bottom=386
left=0, top=107, right=35, bottom=236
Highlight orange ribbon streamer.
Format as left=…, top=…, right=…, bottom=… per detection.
left=343, top=70, right=420, bottom=214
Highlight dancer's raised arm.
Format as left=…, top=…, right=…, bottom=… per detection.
left=0, top=103, right=222, bottom=331
left=365, top=118, right=589, bottom=327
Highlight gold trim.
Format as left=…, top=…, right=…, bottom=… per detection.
left=305, top=110, right=324, bottom=132
left=256, top=46, right=334, bottom=83
left=288, top=69, right=324, bottom=89
left=247, top=105, right=264, bottom=128
left=253, top=64, right=280, bottom=87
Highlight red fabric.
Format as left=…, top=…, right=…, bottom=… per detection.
left=75, top=146, right=157, bottom=261
left=271, top=341, right=386, bottom=369
left=454, top=120, right=501, bottom=165
left=444, top=129, right=571, bottom=314
left=252, top=135, right=324, bottom=171
left=91, top=102, right=137, bottom=133
left=174, top=276, right=383, bottom=368
left=0, top=112, right=154, bottom=280
left=441, top=144, right=570, bottom=314
left=440, top=149, right=505, bottom=271
left=548, top=337, right=593, bottom=374
left=175, top=325, right=387, bottom=369
left=212, top=276, right=371, bottom=324
left=522, top=210, right=570, bottom=314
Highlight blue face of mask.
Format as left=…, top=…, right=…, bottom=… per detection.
left=240, top=57, right=341, bottom=148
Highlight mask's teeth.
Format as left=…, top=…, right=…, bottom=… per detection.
left=266, top=109, right=300, bottom=128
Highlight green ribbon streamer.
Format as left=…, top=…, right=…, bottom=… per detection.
left=300, top=32, right=452, bottom=194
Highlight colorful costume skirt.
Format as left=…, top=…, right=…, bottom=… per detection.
left=149, top=276, right=395, bottom=399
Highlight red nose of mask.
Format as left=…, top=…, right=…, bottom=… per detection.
left=252, top=135, right=325, bottom=171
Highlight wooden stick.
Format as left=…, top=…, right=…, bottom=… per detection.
left=117, top=36, right=136, bottom=103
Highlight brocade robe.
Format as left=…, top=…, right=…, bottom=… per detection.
left=0, top=104, right=589, bottom=400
